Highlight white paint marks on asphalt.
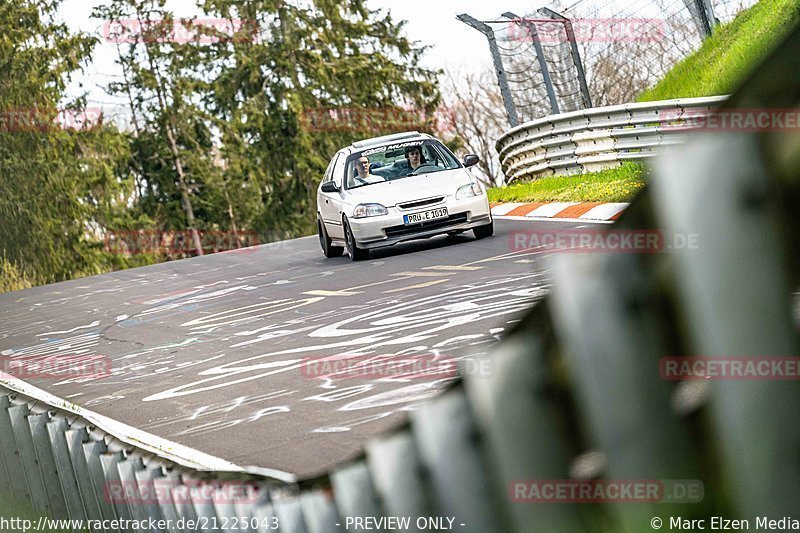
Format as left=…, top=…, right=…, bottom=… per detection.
left=303, top=290, right=362, bottom=296
left=422, top=265, right=484, bottom=271
left=391, top=271, right=451, bottom=277
left=383, top=279, right=449, bottom=293
left=35, top=320, right=100, bottom=336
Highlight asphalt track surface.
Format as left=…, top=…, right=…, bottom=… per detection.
left=0, top=219, right=597, bottom=478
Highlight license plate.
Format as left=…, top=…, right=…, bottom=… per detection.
left=404, top=207, right=448, bottom=225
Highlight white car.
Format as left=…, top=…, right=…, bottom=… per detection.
left=316, top=131, right=493, bottom=261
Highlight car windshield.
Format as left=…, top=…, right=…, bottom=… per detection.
left=344, top=139, right=461, bottom=189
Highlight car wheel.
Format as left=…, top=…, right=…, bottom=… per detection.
left=473, top=220, right=494, bottom=240
left=343, top=218, right=369, bottom=261
left=318, top=215, right=343, bottom=258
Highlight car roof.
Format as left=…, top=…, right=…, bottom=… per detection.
left=349, top=131, right=433, bottom=151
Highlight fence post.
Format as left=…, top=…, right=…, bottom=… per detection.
left=457, top=14, right=520, bottom=127
left=502, top=12, right=560, bottom=115
left=538, top=7, right=593, bottom=108
left=683, top=0, right=715, bottom=36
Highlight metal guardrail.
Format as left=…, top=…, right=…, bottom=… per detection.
left=496, top=95, right=729, bottom=182
left=2, top=25, right=800, bottom=533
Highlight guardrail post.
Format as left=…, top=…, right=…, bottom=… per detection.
left=652, top=132, right=800, bottom=518
left=551, top=250, right=705, bottom=530
left=100, top=452, right=133, bottom=524
left=64, top=427, right=105, bottom=524
left=8, top=403, right=50, bottom=514
left=0, top=395, right=30, bottom=504
left=457, top=14, right=520, bottom=127
left=331, top=462, right=383, bottom=525
left=170, top=474, right=199, bottom=533
left=299, top=489, right=341, bottom=533
left=212, top=484, right=237, bottom=533
left=366, top=432, right=435, bottom=520
left=151, top=473, right=181, bottom=533
left=28, top=412, right=70, bottom=520
left=465, top=331, right=582, bottom=531
left=251, top=497, right=280, bottom=533
left=502, top=12, right=560, bottom=116
left=187, top=476, right=219, bottom=531
left=134, top=466, right=168, bottom=526
left=116, top=455, right=151, bottom=530
left=412, top=389, right=509, bottom=532
left=538, top=7, right=593, bottom=108
left=272, top=496, right=308, bottom=533
left=82, top=440, right=121, bottom=528
left=47, top=418, right=88, bottom=523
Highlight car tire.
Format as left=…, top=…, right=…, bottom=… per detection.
left=318, top=215, right=343, bottom=258
left=343, top=218, right=369, bottom=261
left=473, top=220, right=494, bottom=240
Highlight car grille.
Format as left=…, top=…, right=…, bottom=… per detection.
left=385, top=213, right=469, bottom=237
left=397, top=197, right=446, bottom=210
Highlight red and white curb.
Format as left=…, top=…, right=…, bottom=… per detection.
left=491, top=202, right=629, bottom=222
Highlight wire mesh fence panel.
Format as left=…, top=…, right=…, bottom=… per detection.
left=464, top=0, right=759, bottom=119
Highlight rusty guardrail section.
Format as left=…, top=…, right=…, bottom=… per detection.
left=1, top=24, right=799, bottom=533
left=496, top=95, right=729, bottom=182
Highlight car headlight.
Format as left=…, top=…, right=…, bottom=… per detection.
left=456, top=182, right=483, bottom=200
left=353, top=203, right=389, bottom=218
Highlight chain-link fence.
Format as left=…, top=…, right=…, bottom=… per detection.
left=460, top=0, right=758, bottom=125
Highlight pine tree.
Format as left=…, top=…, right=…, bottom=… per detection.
left=199, top=0, right=442, bottom=236
left=0, top=0, right=132, bottom=284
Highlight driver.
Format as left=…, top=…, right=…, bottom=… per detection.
left=355, top=156, right=384, bottom=184
left=405, top=145, right=426, bottom=171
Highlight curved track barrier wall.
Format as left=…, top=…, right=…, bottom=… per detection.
left=496, top=95, right=729, bottom=182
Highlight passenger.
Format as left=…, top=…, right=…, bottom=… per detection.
left=355, top=156, right=384, bottom=184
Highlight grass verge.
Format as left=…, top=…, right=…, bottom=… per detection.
left=487, top=162, right=647, bottom=204
left=638, top=0, right=800, bottom=101
left=0, top=257, right=39, bottom=294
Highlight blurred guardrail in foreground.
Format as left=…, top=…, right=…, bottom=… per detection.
left=496, top=95, right=729, bottom=182
left=2, top=26, right=800, bottom=533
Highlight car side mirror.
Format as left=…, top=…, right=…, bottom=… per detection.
left=463, top=154, right=480, bottom=168
left=321, top=181, right=339, bottom=193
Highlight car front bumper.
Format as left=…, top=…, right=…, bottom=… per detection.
left=348, top=195, right=492, bottom=250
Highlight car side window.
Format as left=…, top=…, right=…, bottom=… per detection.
left=332, top=152, right=347, bottom=186
left=323, top=154, right=339, bottom=183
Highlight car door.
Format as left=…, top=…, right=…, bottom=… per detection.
left=327, top=152, right=349, bottom=239
left=318, top=151, right=345, bottom=239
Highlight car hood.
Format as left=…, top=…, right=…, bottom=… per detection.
left=344, top=168, right=474, bottom=206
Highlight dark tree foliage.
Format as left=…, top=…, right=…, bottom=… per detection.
left=0, top=0, right=138, bottom=286
left=1, top=0, right=442, bottom=290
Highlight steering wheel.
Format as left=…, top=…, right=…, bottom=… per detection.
left=408, top=164, right=439, bottom=176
